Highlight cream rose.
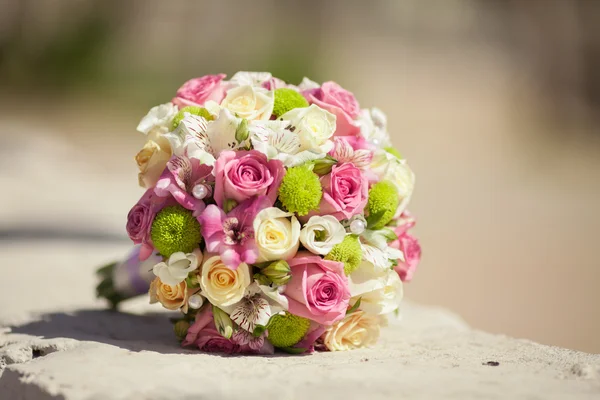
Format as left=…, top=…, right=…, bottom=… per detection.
left=253, top=207, right=301, bottom=262
left=299, top=215, right=346, bottom=255
left=135, top=130, right=172, bottom=188
left=149, top=277, right=190, bottom=312
left=136, top=102, right=178, bottom=134
left=369, top=150, right=415, bottom=217
left=322, top=311, right=387, bottom=351
left=281, top=104, right=336, bottom=153
left=220, top=85, right=274, bottom=121
left=348, top=260, right=403, bottom=315
left=199, top=255, right=251, bottom=308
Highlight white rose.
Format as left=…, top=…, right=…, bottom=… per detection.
left=135, top=130, right=173, bottom=188
left=152, top=251, right=201, bottom=287
left=348, top=260, right=403, bottom=315
left=220, top=85, right=274, bottom=121
left=357, top=107, right=391, bottom=148
left=253, top=208, right=301, bottom=262
left=299, top=215, right=346, bottom=255
left=200, top=255, right=251, bottom=308
left=136, top=102, right=178, bottom=134
left=281, top=104, right=336, bottom=153
left=370, top=150, right=415, bottom=217
left=322, top=311, right=387, bottom=351
left=228, top=71, right=273, bottom=88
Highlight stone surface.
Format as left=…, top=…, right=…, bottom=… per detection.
left=1, top=243, right=599, bottom=399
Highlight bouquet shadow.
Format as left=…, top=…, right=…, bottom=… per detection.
left=9, top=309, right=292, bottom=357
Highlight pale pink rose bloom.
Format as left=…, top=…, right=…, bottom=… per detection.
left=172, top=74, right=227, bottom=107
left=212, top=150, right=284, bottom=208
left=389, top=212, right=421, bottom=282
left=304, top=81, right=361, bottom=137
left=315, top=163, right=369, bottom=221
left=284, top=253, right=350, bottom=325
left=182, top=308, right=239, bottom=354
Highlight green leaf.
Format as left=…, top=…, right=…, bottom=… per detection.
left=253, top=324, right=267, bottom=337
left=279, top=346, right=307, bottom=354
left=380, top=227, right=398, bottom=242
left=346, top=297, right=362, bottom=315
left=366, top=209, right=388, bottom=230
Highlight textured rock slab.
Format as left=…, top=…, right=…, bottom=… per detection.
left=1, top=242, right=599, bottom=399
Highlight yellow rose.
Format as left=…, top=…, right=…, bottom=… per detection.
left=149, top=276, right=190, bottom=312
left=322, top=311, right=387, bottom=351
left=135, top=128, right=172, bottom=188
left=253, top=207, right=301, bottom=262
left=220, top=85, right=274, bottom=121
left=199, top=255, right=251, bottom=308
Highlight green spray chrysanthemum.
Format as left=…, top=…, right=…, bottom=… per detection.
left=272, top=88, right=309, bottom=118
left=266, top=312, right=311, bottom=348
left=365, top=180, right=399, bottom=230
left=171, top=106, right=213, bottom=130
left=278, top=165, right=322, bottom=216
left=325, top=234, right=362, bottom=275
left=150, top=205, right=202, bottom=257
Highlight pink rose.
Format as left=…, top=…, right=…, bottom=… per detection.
left=304, top=81, right=361, bottom=137
left=213, top=150, right=284, bottom=208
left=284, top=253, right=350, bottom=325
left=182, top=308, right=240, bottom=354
left=316, top=163, right=368, bottom=221
left=172, top=74, right=227, bottom=107
left=391, top=232, right=421, bottom=282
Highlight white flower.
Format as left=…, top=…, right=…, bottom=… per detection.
left=199, top=255, right=251, bottom=308
left=359, top=229, right=403, bottom=269
left=348, top=260, right=403, bottom=315
left=249, top=120, right=324, bottom=167
left=228, top=71, right=273, bottom=88
left=298, top=77, right=320, bottom=91
left=280, top=104, right=336, bottom=153
left=322, top=311, right=387, bottom=351
left=221, top=85, right=274, bottom=121
left=299, top=215, right=346, bottom=255
left=253, top=207, right=301, bottom=262
left=357, top=107, right=391, bottom=148
left=137, top=102, right=178, bottom=135
left=370, top=150, right=415, bottom=217
left=228, top=282, right=288, bottom=332
left=165, top=109, right=244, bottom=166
left=152, top=251, right=201, bottom=287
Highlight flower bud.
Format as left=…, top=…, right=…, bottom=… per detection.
left=223, top=199, right=238, bottom=213
left=260, top=260, right=291, bottom=286
left=253, top=273, right=271, bottom=286
left=311, top=156, right=337, bottom=176
left=235, top=118, right=249, bottom=142
left=174, top=320, right=190, bottom=342
left=212, top=306, right=234, bottom=339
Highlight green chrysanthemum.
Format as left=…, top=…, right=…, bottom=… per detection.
left=278, top=166, right=322, bottom=216
left=171, top=106, right=213, bottom=130
left=272, top=88, right=309, bottom=118
left=150, top=205, right=202, bottom=257
left=325, top=234, right=362, bottom=275
left=384, top=146, right=402, bottom=159
left=366, top=180, right=399, bottom=230
left=266, top=312, right=311, bottom=348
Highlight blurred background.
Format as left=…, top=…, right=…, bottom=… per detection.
left=0, top=0, right=599, bottom=352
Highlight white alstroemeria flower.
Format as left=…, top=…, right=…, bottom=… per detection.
left=136, top=102, right=178, bottom=135
left=330, top=137, right=373, bottom=170
left=280, top=104, right=336, bottom=154
left=300, top=215, right=347, bottom=255
left=298, top=77, right=320, bottom=91
left=249, top=120, right=325, bottom=167
left=359, top=229, right=403, bottom=269
left=229, top=282, right=288, bottom=332
left=228, top=71, right=273, bottom=88
left=348, top=260, right=403, bottom=315
left=152, top=251, right=201, bottom=287
left=370, top=150, right=415, bottom=217
left=221, top=85, right=274, bottom=121
left=357, top=107, right=392, bottom=148
left=165, top=109, right=244, bottom=166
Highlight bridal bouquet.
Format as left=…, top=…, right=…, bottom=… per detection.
left=105, top=71, right=421, bottom=354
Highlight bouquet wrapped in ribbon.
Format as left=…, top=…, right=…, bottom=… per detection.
left=97, top=71, right=421, bottom=354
